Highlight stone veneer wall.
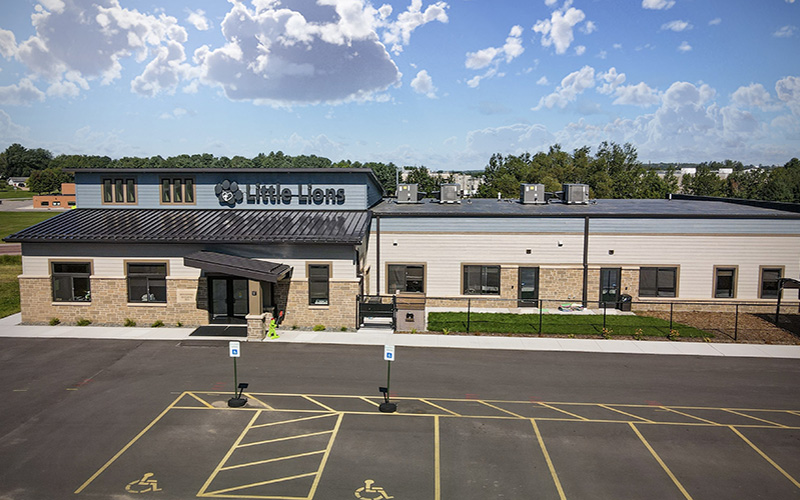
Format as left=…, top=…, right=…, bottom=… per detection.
left=539, top=267, right=584, bottom=301
left=19, top=277, right=209, bottom=326
left=275, top=279, right=360, bottom=330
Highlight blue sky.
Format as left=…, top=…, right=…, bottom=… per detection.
left=0, top=0, right=798, bottom=171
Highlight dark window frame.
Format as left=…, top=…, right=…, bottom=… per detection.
left=639, top=266, right=678, bottom=298
left=51, top=261, right=92, bottom=302
left=463, top=265, right=501, bottom=296
left=160, top=177, right=196, bottom=205
left=102, top=177, right=137, bottom=204
left=713, top=266, right=737, bottom=299
left=308, top=263, right=330, bottom=306
left=760, top=267, right=783, bottom=299
left=127, top=262, right=167, bottom=303
left=386, top=264, right=425, bottom=294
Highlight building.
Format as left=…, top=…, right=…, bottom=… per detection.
left=7, top=177, right=28, bottom=188
left=32, top=183, right=76, bottom=209
left=5, top=169, right=800, bottom=337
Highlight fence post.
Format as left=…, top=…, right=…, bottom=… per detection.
left=734, top=304, right=739, bottom=342
left=466, top=298, right=471, bottom=334
left=539, top=299, right=543, bottom=334
left=603, top=302, right=607, bottom=330
left=669, top=302, right=674, bottom=332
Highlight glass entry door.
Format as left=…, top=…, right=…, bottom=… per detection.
left=209, top=277, right=249, bottom=324
left=600, top=268, right=621, bottom=307
left=518, top=267, right=539, bottom=307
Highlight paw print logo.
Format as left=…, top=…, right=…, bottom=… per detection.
left=215, top=180, right=243, bottom=206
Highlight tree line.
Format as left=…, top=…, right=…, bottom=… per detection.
left=2, top=142, right=799, bottom=203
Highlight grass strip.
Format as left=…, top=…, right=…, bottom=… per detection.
left=0, top=212, right=60, bottom=240
left=427, top=311, right=711, bottom=338
left=0, top=255, right=22, bottom=318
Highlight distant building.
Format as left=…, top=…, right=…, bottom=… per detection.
left=33, top=183, right=76, bottom=209
left=7, top=177, right=28, bottom=188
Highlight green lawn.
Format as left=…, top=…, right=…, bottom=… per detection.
left=0, top=212, right=60, bottom=240
left=427, top=311, right=711, bottom=338
left=0, top=188, right=34, bottom=199
left=0, top=255, right=21, bottom=318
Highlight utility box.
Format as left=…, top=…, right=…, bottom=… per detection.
left=520, top=184, right=546, bottom=204
left=397, top=184, right=418, bottom=203
left=562, top=183, right=589, bottom=204
left=440, top=184, right=460, bottom=204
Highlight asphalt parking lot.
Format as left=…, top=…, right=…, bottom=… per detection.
left=1, top=338, right=799, bottom=499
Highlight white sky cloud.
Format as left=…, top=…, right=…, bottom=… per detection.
left=661, top=20, right=692, bottom=32
left=776, top=75, right=800, bottom=115
left=731, top=83, right=777, bottom=110
left=642, top=0, right=676, bottom=10
left=612, top=82, right=661, bottom=107
left=574, top=45, right=586, bottom=55
left=186, top=9, right=210, bottom=31
left=465, top=25, right=524, bottom=87
left=381, top=0, right=449, bottom=55
left=709, top=18, right=722, bottom=26
left=678, top=41, right=692, bottom=52
left=536, top=76, right=549, bottom=85
left=411, top=69, right=437, bottom=98
left=773, top=25, right=797, bottom=38
left=0, top=78, right=46, bottom=105
left=533, top=4, right=588, bottom=55
left=534, top=65, right=595, bottom=109
left=0, top=29, right=17, bottom=59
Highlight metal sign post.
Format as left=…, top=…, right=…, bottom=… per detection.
left=379, top=346, right=397, bottom=413
left=227, top=341, right=248, bottom=408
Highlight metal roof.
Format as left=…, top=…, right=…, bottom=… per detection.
left=372, top=197, right=800, bottom=219
left=183, top=251, right=291, bottom=282
left=4, top=209, right=371, bottom=244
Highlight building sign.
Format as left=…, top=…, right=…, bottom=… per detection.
left=215, top=180, right=346, bottom=207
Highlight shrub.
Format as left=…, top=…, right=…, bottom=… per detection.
left=151, top=320, right=164, bottom=328
left=124, top=318, right=136, bottom=327
left=49, top=317, right=60, bottom=326
left=601, top=327, right=613, bottom=339
left=312, top=324, right=326, bottom=331
left=667, top=329, right=681, bottom=341
left=633, top=328, right=643, bottom=340
left=76, top=318, right=92, bottom=326
left=340, top=326, right=348, bottom=332
left=176, top=321, right=183, bottom=327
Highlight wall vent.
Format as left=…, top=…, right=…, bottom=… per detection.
left=439, top=183, right=461, bottom=204
left=397, top=184, right=418, bottom=203
left=520, top=184, right=546, bottom=204
left=562, top=183, right=589, bottom=204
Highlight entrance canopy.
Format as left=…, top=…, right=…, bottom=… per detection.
left=184, top=251, right=291, bottom=283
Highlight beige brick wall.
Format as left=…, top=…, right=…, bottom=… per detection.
left=539, top=267, right=584, bottom=300
left=276, top=279, right=359, bottom=330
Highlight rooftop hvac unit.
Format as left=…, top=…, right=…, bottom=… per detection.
left=520, top=183, right=546, bottom=204
left=562, top=183, right=589, bottom=204
left=440, top=183, right=461, bottom=204
left=397, top=184, right=418, bottom=203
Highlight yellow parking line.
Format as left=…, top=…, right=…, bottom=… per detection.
left=663, top=408, right=721, bottom=426
left=187, top=392, right=215, bottom=409
left=302, top=395, right=336, bottom=413
left=434, top=415, right=441, bottom=500
left=539, top=403, right=588, bottom=421
left=359, top=396, right=380, bottom=407
left=243, top=393, right=274, bottom=410
left=204, top=471, right=318, bottom=496
left=480, top=401, right=524, bottom=418
left=530, top=419, right=566, bottom=500
left=629, top=423, right=693, bottom=500
left=220, top=450, right=326, bottom=471
left=197, top=410, right=262, bottom=497
left=307, top=412, right=343, bottom=498
left=599, top=404, right=654, bottom=423
left=250, top=413, right=337, bottom=429
left=420, top=399, right=461, bottom=416
left=74, top=391, right=187, bottom=494
left=724, top=409, right=788, bottom=428
left=237, top=430, right=333, bottom=448
left=730, top=426, right=800, bottom=490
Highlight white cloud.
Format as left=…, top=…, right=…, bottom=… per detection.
left=708, top=18, right=721, bottom=26
left=731, top=83, right=778, bottom=110
left=661, top=20, right=692, bottom=32
left=581, top=21, right=597, bottom=34
left=612, top=82, right=661, bottom=107
left=536, top=76, right=549, bottom=85
left=534, top=65, right=595, bottom=109
left=0, top=109, right=28, bottom=141
left=0, top=78, right=46, bottom=105
left=597, top=67, right=625, bottom=94
left=159, top=107, right=189, bottom=120
left=411, top=69, right=437, bottom=98
left=131, top=40, right=190, bottom=97
left=466, top=123, right=555, bottom=156
left=642, top=0, right=675, bottom=10
left=773, top=25, right=797, bottom=38
left=0, top=29, right=17, bottom=59
left=533, top=4, right=588, bottom=55
left=186, top=9, right=210, bottom=31
left=464, top=25, right=524, bottom=86
left=776, top=75, right=800, bottom=115
left=678, top=41, right=692, bottom=52
left=574, top=45, right=586, bottom=55
left=381, top=0, right=449, bottom=55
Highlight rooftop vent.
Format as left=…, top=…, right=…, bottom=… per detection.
left=562, top=183, right=589, bottom=204
left=520, top=184, right=546, bottom=205
left=439, top=183, right=461, bottom=204
left=397, top=184, right=419, bottom=203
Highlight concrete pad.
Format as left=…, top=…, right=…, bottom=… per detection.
left=596, top=340, right=648, bottom=354
left=712, top=343, right=800, bottom=359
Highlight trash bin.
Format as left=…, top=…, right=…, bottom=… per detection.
left=618, top=294, right=632, bottom=311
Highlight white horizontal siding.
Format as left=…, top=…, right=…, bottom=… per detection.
left=591, top=218, right=800, bottom=234
left=376, top=217, right=585, bottom=233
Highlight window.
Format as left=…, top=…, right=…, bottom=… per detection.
left=714, top=267, right=736, bottom=298
left=161, top=177, right=195, bottom=204
left=308, top=264, right=329, bottom=305
left=53, top=201, right=61, bottom=206
left=639, top=267, right=677, bottom=297
left=463, top=265, right=501, bottom=295
left=52, top=262, right=91, bottom=302
left=103, top=178, right=136, bottom=204
left=760, top=267, right=783, bottom=299
left=41, top=201, right=49, bottom=206
left=127, top=263, right=167, bottom=303
left=387, top=264, right=424, bottom=294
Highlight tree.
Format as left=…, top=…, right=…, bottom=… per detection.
left=0, top=144, right=52, bottom=178
left=27, top=167, right=69, bottom=194
left=681, top=165, right=725, bottom=196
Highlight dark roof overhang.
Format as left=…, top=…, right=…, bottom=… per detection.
left=184, top=251, right=291, bottom=283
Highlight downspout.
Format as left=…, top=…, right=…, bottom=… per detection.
left=582, top=216, right=589, bottom=307
left=376, top=215, right=381, bottom=297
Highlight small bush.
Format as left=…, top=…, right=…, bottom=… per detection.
left=151, top=320, right=164, bottom=328
left=340, top=326, right=348, bottom=332
left=176, top=321, right=183, bottom=327
left=410, top=328, right=417, bottom=334
left=312, top=324, right=326, bottom=331
left=291, top=325, right=298, bottom=330
left=49, top=317, right=60, bottom=326
left=633, top=328, right=643, bottom=340
left=76, top=318, right=92, bottom=326
left=124, top=318, right=136, bottom=327
left=667, top=329, right=681, bottom=341
left=601, top=327, right=613, bottom=339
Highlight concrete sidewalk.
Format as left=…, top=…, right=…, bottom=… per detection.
left=1, top=313, right=799, bottom=359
